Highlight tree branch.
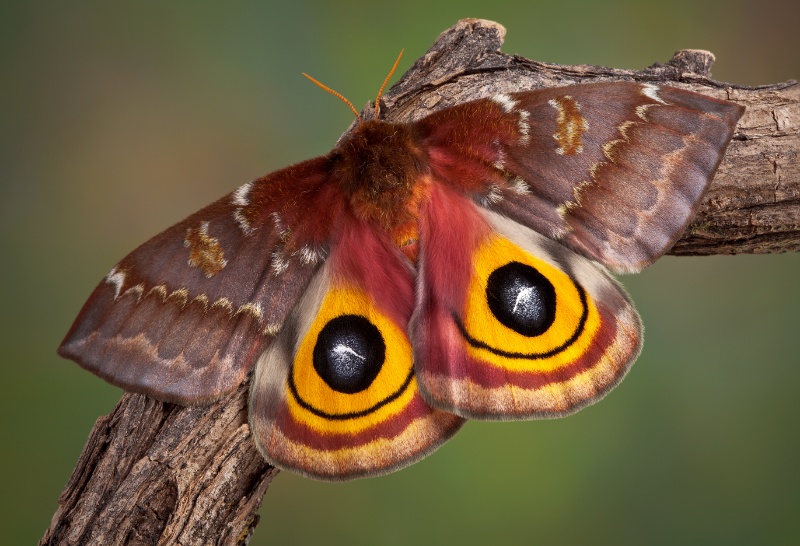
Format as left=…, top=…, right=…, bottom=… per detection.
left=41, top=18, right=798, bottom=546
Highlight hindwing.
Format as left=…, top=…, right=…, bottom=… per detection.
left=249, top=210, right=463, bottom=480
left=412, top=184, right=641, bottom=418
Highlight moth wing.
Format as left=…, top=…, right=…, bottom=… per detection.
left=414, top=81, right=744, bottom=273
left=59, top=157, right=337, bottom=404
left=249, top=210, right=463, bottom=480
left=411, top=183, right=642, bottom=419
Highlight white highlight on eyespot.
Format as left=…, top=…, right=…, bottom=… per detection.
left=490, top=93, right=519, bottom=113
left=512, top=287, right=542, bottom=317
left=641, top=83, right=667, bottom=104
left=333, top=344, right=365, bottom=361
left=105, top=267, right=126, bottom=299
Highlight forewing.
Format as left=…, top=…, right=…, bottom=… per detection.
left=413, top=81, right=744, bottom=273
left=249, top=210, right=464, bottom=480
left=411, top=184, right=641, bottom=419
left=59, top=157, right=338, bottom=404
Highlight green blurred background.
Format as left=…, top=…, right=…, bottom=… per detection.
left=2, top=1, right=798, bottom=544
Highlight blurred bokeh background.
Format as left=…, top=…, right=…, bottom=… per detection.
left=2, top=1, right=798, bottom=544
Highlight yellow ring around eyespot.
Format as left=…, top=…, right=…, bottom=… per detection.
left=286, top=375, right=419, bottom=435
left=463, top=236, right=601, bottom=372
left=289, top=286, right=415, bottom=433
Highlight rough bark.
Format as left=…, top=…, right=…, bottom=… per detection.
left=41, top=18, right=798, bottom=546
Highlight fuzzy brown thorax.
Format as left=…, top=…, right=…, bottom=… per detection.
left=331, top=119, right=430, bottom=259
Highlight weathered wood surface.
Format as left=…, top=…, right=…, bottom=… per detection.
left=41, top=18, right=798, bottom=546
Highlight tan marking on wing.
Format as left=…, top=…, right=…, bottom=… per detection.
left=105, top=267, right=127, bottom=298
left=558, top=113, right=650, bottom=221
left=185, top=221, right=228, bottom=278
left=641, top=83, right=667, bottom=105
left=210, top=297, right=234, bottom=314
left=517, top=109, right=531, bottom=145
left=123, top=283, right=145, bottom=299
left=636, top=103, right=654, bottom=121
left=490, top=93, right=519, bottom=113
left=148, top=284, right=169, bottom=300
left=232, top=182, right=256, bottom=234
left=557, top=179, right=594, bottom=219
left=235, top=302, right=264, bottom=322
left=549, top=96, right=588, bottom=155
left=264, top=322, right=282, bottom=336
left=166, top=287, right=189, bottom=307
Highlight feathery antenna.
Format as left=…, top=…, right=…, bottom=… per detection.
left=374, top=49, right=404, bottom=119
left=302, top=72, right=361, bottom=122
left=302, top=49, right=404, bottom=123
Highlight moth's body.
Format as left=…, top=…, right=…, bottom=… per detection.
left=329, top=119, right=429, bottom=261
left=59, top=79, right=743, bottom=480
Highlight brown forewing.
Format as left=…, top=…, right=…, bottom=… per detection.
left=59, top=157, right=342, bottom=404
left=414, top=82, right=744, bottom=273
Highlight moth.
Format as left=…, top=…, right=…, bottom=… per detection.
left=59, top=52, right=744, bottom=481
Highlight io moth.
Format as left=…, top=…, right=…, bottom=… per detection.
left=59, top=51, right=744, bottom=480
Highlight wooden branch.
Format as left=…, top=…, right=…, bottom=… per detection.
left=41, top=18, right=798, bottom=546
left=40, top=381, right=278, bottom=546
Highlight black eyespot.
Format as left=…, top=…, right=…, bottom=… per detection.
left=313, top=315, right=385, bottom=394
left=486, top=261, right=556, bottom=336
